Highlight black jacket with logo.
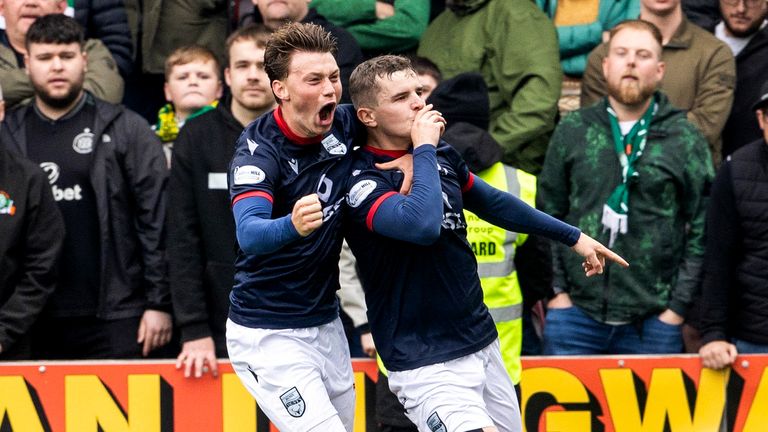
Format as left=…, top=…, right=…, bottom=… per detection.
left=0, top=94, right=170, bottom=320
left=0, top=146, right=64, bottom=356
left=168, top=99, right=243, bottom=355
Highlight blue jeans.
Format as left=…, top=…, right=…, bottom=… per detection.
left=733, top=338, right=768, bottom=354
left=543, top=305, right=683, bottom=355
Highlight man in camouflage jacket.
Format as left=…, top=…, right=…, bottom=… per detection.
left=538, top=20, right=714, bottom=355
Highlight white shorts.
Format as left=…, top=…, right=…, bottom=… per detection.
left=226, top=318, right=355, bottom=432
left=388, top=339, right=521, bottom=432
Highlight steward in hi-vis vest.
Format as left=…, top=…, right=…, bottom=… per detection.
left=428, top=72, right=554, bottom=386
left=465, top=162, right=536, bottom=384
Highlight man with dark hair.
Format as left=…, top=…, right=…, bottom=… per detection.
left=344, top=54, right=625, bottom=432
left=0, top=0, right=124, bottom=108
left=1, top=14, right=171, bottom=359
left=0, top=142, right=65, bottom=360
left=243, top=0, right=363, bottom=103
left=715, top=0, right=768, bottom=157
left=170, top=24, right=275, bottom=379
left=540, top=20, right=714, bottom=355
left=698, top=80, right=768, bottom=369
left=226, top=22, right=368, bottom=432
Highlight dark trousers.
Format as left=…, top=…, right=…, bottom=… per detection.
left=32, top=315, right=144, bottom=360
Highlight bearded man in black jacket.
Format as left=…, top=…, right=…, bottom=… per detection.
left=168, top=24, right=276, bottom=379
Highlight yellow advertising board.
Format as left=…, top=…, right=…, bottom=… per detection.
left=0, top=356, right=766, bottom=431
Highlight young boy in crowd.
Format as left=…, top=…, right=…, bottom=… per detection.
left=155, top=45, right=223, bottom=163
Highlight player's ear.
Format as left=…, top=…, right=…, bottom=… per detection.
left=357, top=107, right=377, bottom=127
left=272, top=79, right=289, bottom=102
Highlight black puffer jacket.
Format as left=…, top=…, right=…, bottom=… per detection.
left=74, top=0, right=134, bottom=76
left=700, top=139, right=768, bottom=345
left=1, top=94, right=170, bottom=320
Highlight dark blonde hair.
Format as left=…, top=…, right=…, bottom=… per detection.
left=608, top=20, right=664, bottom=58
left=349, top=55, right=414, bottom=109
left=264, top=22, right=337, bottom=83
left=164, top=45, right=221, bottom=79
left=225, top=24, right=272, bottom=65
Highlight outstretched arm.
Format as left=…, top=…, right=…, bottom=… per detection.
left=464, top=175, right=628, bottom=276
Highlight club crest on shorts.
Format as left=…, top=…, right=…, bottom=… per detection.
left=280, top=387, right=305, bottom=417
left=426, top=412, right=447, bottom=432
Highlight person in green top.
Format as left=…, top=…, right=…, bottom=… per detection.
left=538, top=19, right=714, bottom=355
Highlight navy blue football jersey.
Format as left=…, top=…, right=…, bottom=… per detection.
left=228, top=105, right=359, bottom=329
left=344, top=142, right=498, bottom=372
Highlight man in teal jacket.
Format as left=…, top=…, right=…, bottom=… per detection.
left=418, top=0, right=562, bottom=175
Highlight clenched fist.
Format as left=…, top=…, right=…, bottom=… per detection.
left=291, top=193, right=324, bottom=236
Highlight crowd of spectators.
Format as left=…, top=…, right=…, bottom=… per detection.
left=1, top=0, right=767, bottom=423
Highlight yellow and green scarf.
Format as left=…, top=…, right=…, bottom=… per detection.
left=154, top=100, right=219, bottom=143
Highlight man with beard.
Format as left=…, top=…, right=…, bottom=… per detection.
left=539, top=20, right=714, bottom=355
left=0, top=0, right=124, bottom=108
left=169, top=24, right=276, bottom=379
left=581, top=0, right=735, bottom=165
left=0, top=15, right=171, bottom=359
left=715, top=0, right=768, bottom=156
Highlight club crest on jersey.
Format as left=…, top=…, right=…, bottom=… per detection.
left=322, top=134, right=346, bottom=155
left=0, top=191, right=16, bottom=216
left=347, top=179, right=376, bottom=208
left=426, top=412, right=447, bottom=432
left=233, top=165, right=265, bottom=185
left=72, top=128, right=94, bottom=154
left=280, top=387, right=305, bottom=417
left=247, top=138, right=259, bottom=155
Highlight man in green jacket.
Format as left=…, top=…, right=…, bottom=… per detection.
left=0, top=1, right=123, bottom=108
left=581, top=0, right=735, bottom=164
left=539, top=20, right=714, bottom=355
left=417, top=0, right=562, bottom=175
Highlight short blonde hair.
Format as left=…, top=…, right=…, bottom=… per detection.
left=164, top=45, right=221, bottom=80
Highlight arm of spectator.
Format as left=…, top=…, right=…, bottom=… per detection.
left=697, top=161, right=739, bottom=346
left=684, top=43, right=735, bottom=160
left=120, top=110, right=172, bottom=315
left=83, top=38, right=125, bottom=104
left=168, top=127, right=217, bottom=376
left=0, top=47, right=35, bottom=108
left=515, top=234, right=554, bottom=310
left=668, top=127, right=716, bottom=319
left=338, top=241, right=368, bottom=329
left=345, top=0, right=429, bottom=52
left=579, top=43, right=608, bottom=109
left=0, top=166, right=64, bottom=354
left=487, top=9, right=562, bottom=174
left=137, top=309, right=173, bottom=357
left=77, top=0, right=134, bottom=76
left=310, top=0, right=377, bottom=27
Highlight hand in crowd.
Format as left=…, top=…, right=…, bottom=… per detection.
left=375, top=1, right=395, bottom=19
left=411, top=104, right=445, bottom=148
left=571, top=233, right=629, bottom=277
left=291, top=193, right=324, bottom=236
left=360, top=332, right=377, bottom=358
left=658, top=309, right=684, bottom=326
left=176, top=337, right=219, bottom=378
left=546, top=292, right=573, bottom=310
left=376, top=154, right=413, bottom=194
left=137, top=309, right=173, bottom=357
left=700, top=341, right=738, bottom=370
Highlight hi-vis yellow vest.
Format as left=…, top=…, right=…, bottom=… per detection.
left=464, top=162, right=537, bottom=385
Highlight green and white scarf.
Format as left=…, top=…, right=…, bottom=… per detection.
left=602, top=97, right=657, bottom=247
